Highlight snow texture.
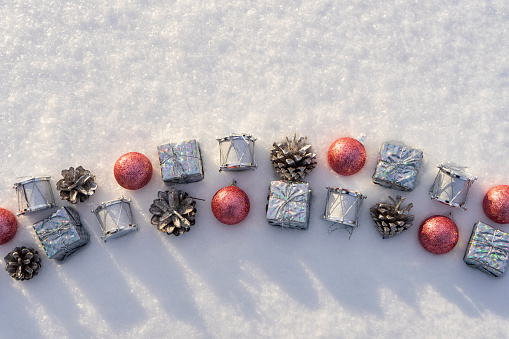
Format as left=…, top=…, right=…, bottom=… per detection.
left=1, top=1, right=509, bottom=338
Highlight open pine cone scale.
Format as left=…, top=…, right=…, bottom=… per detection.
left=270, top=133, right=317, bottom=181
left=56, top=166, right=97, bottom=203
left=4, top=246, right=41, bottom=281
left=370, top=196, right=414, bottom=239
left=149, top=190, right=196, bottom=236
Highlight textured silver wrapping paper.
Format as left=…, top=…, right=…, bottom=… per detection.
left=92, top=198, right=138, bottom=241
left=266, top=181, right=311, bottom=230
left=33, top=206, right=89, bottom=261
left=464, top=221, right=509, bottom=277
left=323, top=187, right=366, bottom=232
left=14, top=176, right=56, bottom=216
left=429, top=165, right=476, bottom=210
left=158, top=139, right=204, bottom=183
left=217, top=134, right=257, bottom=171
left=372, top=142, right=423, bottom=191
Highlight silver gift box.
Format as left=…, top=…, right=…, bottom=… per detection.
left=14, top=176, right=56, bottom=216
left=464, top=221, right=509, bottom=277
left=266, top=181, right=311, bottom=230
left=158, top=139, right=204, bottom=184
left=33, top=206, right=89, bottom=261
left=372, top=142, right=423, bottom=191
left=92, top=198, right=138, bottom=241
left=323, top=187, right=366, bottom=233
left=429, top=164, right=476, bottom=210
left=217, top=134, right=257, bottom=171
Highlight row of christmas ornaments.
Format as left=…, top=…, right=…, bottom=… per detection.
left=2, top=134, right=509, bottom=280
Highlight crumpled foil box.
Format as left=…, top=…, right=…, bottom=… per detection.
left=266, top=181, right=311, bottom=230
left=372, top=142, right=423, bottom=191
left=33, top=206, right=89, bottom=261
left=464, top=221, right=509, bottom=277
left=158, top=139, right=204, bottom=183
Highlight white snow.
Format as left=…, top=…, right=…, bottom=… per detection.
left=1, top=1, right=509, bottom=338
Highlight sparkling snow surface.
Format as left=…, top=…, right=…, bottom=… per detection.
left=1, top=1, right=509, bottom=338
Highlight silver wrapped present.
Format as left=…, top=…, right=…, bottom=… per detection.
left=464, top=221, right=509, bottom=277
left=14, top=176, right=56, bottom=216
left=33, top=206, right=89, bottom=261
left=429, top=164, right=476, bottom=210
left=323, top=186, right=366, bottom=235
left=372, top=142, right=423, bottom=191
left=217, top=134, right=257, bottom=171
left=92, top=198, right=138, bottom=241
left=158, top=139, right=204, bottom=184
left=266, top=181, right=311, bottom=230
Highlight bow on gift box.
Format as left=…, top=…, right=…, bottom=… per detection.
left=35, top=217, right=76, bottom=258
left=160, top=146, right=187, bottom=178
left=468, top=223, right=509, bottom=276
left=374, top=143, right=423, bottom=191
left=159, top=141, right=200, bottom=182
left=380, top=145, right=421, bottom=174
left=270, top=182, right=308, bottom=227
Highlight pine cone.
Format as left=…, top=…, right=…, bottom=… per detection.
left=149, top=190, right=196, bottom=236
left=4, top=246, right=41, bottom=281
left=56, top=166, right=97, bottom=204
left=270, top=133, right=317, bottom=181
left=370, top=196, right=414, bottom=239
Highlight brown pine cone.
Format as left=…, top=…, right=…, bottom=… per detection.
left=149, top=190, right=196, bottom=236
left=4, top=246, right=41, bottom=281
left=270, top=133, right=317, bottom=181
left=56, top=166, right=97, bottom=204
left=370, top=196, right=414, bottom=239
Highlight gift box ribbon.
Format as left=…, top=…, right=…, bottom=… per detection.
left=270, top=182, right=308, bottom=227
left=468, top=223, right=509, bottom=272
left=35, top=217, right=78, bottom=258
left=159, top=141, right=200, bottom=180
left=376, top=143, right=422, bottom=187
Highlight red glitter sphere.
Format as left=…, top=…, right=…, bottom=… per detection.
left=114, top=152, right=153, bottom=190
left=0, top=208, right=17, bottom=245
left=327, top=137, right=366, bottom=176
left=418, top=215, right=458, bottom=254
left=211, top=184, right=250, bottom=225
left=483, top=185, right=509, bottom=224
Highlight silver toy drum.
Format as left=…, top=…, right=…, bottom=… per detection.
left=429, top=165, right=476, bottom=210
left=14, top=176, right=56, bottom=216
left=92, top=198, right=138, bottom=241
left=323, top=186, right=366, bottom=228
left=217, top=134, right=257, bottom=171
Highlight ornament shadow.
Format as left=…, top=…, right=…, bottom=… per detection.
left=1, top=277, right=76, bottom=338
left=61, top=235, right=147, bottom=332
left=121, top=191, right=214, bottom=337
left=176, top=172, right=322, bottom=319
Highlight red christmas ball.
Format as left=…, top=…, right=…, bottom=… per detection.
left=0, top=208, right=17, bottom=245
left=418, top=215, right=458, bottom=254
left=327, top=137, right=366, bottom=176
left=211, top=184, right=250, bottom=225
left=483, top=185, right=509, bottom=224
left=114, top=152, right=153, bottom=190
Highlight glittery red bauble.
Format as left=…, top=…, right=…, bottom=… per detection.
left=327, top=137, right=366, bottom=176
left=114, top=152, right=153, bottom=190
left=211, top=185, right=250, bottom=225
left=483, top=185, right=509, bottom=224
left=0, top=208, right=17, bottom=245
left=418, top=215, right=458, bottom=254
